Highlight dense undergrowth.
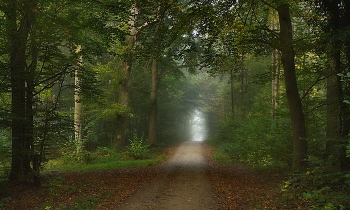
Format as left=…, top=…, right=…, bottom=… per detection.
left=209, top=140, right=350, bottom=209
left=43, top=136, right=158, bottom=172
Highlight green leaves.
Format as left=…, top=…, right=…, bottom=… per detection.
left=101, top=103, right=131, bottom=120
left=127, top=133, right=150, bottom=160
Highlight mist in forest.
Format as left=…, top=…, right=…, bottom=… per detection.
left=191, top=109, right=206, bottom=141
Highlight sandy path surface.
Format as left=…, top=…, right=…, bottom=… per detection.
left=117, top=141, right=219, bottom=210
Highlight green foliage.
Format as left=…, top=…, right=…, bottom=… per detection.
left=101, top=103, right=131, bottom=120
left=283, top=157, right=350, bottom=209
left=58, top=142, right=90, bottom=164
left=0, top=129, right=11, bottom=177
left=213, top=110, right=291, bottom=168
left=43, top=143, right=164, bottom=172
left=127, top=134, right=150, bottom=160
left=0, top=196, right=11, bottom=209
left=85, top=147, right=127, bottom=163
left=44, top=157, right=162, bottom=173
left=45, top=144, right=125, bottom=170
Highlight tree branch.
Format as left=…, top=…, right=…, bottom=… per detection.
left=301, top=74, right=331, bottom=101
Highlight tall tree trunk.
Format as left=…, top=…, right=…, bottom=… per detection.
left=271, top=49, right=280, bottom=120
left=148, top=58, right=158, bottom=146
left=326, top=1, right=346, bottom=169
left=271, top=10, right=280, bottom=121
left=28, top=17, right=40, bottom=186
left=325, top=46, right=341, bottom=152
left=6, top=0, right=37, bottom=181
left=74, top=46, right=83, bottom=154
left=114, top=4, right=138, bottom=147
left=324, top=0, right=350, bottom=170
left=74, top=68, right=83, bottom=153
left=277, top=4, right=307, bottom=169
left=339, top=0, right=350, bottom=170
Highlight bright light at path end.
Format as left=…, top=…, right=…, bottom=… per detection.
left=191, top=110, right=206, bottom=141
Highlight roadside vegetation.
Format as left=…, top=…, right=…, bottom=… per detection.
left=209, top=130, right=350, bottom=209
left=0, top=139, right=169, bottom=210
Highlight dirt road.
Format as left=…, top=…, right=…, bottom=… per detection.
left=117, top=141, right=218, bottom=210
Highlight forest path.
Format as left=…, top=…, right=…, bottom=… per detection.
left=116, top=141, right=219, bottom=210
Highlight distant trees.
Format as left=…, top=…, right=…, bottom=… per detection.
left=191, top=0, right=350, bottom=171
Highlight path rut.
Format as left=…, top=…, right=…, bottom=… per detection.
left=117, top=141, right=218, bottom=210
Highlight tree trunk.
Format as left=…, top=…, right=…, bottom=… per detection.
left=325, top=46, right=341, bottom=152
left=340, top=0, right=350, bottom=170
left=74, top=69, right=83, bottom=153
left=271, top=49, right=280, bottom=121
left=114, top=4, right=138, bottom=147
left=230, top=69, right=235, bottom=117
left=6, top=0, right=37, bottom=181
left=74, top=46, right=83, bottom=154
left=277, top=3, right=307, bottom=169
left=271, top=10, right=280, bottom=121
left=148, top=58, right=158, bottom=146
left=28, top=18, right=40, bottom=186
left=321, top=0, right=350, bottom=170
left=326, top=1, right=342, bottom=162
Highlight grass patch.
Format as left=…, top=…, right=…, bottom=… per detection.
left=47, top=158, right=164, bottom=172
left=42, top=145, right=168, bottom=173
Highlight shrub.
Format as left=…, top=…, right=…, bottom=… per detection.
left=127, top=134, right=150, bottom=160
left=282, top=157, right=350, bottom=209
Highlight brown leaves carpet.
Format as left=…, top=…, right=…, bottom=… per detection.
left=1, top=143, right=304, bottom=209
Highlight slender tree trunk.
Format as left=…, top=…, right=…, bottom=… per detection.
left=271, top=49, right=280, bottom=120
left=271, top=10, right=280, bottom=121
left=28, top=17, right=40, bottom=186
left=230, top=69, right=235, bottom=117
left=74, top=46, right=83, bottom=154
left=277, top=3, right=307, bottom=169
left=148, top=58, right=158, bottom=146
left=74, top=69, right=83, bottom=153
left=114, top=4, right=138, bottom=147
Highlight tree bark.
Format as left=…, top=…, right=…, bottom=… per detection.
left=341, top=0, right=350, bottom=170
left=114, top=4, right=138, bottom=147
left=148, top=58, right=158, bottom=146
left=325, top=46, right=341, bottom=152
left=324, top=0, right=350, bottom=170
left=277, top=3, right=307, bottom=169
left=74, top=46, right=83, bottom=154
left=28, top=16, right=40, bottom=186
left=323, top=0, right=346, bottom=170
left=271, top=10, right=280, bottom=121
left=271, top=49, right=280, bottom=120
left=6, top=0, right=37, bottom=181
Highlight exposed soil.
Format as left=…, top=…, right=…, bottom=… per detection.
left=117, top=141, right=218, bottom=210
left=1, top=141, right=303, bottom=210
